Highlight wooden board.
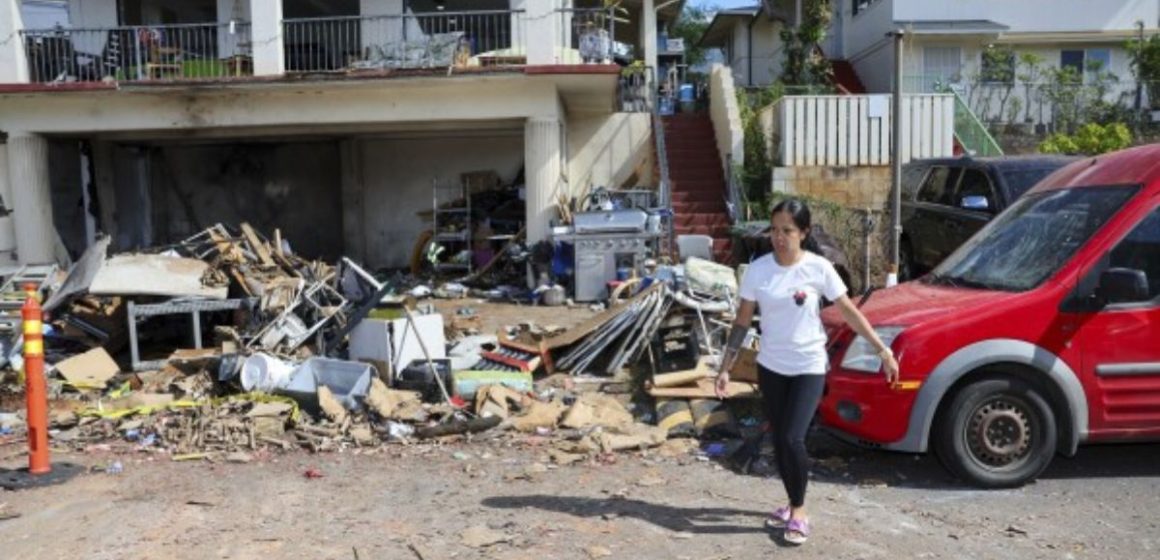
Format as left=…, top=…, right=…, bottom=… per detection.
left=647, top=377, right=760, bottom=399
left=240, top=222, right=275, bottom=266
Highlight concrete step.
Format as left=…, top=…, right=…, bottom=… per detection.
left=674, top=213, right=732, bottom=228
left=672, top=200, right=729, bottom=214
left=675, top=224, right=732, bottom=238
left=671, top=190, right=725, bottom=203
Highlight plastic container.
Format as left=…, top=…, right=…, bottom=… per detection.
left=678, top=83, right=694, bottom=102
left=240, top=353, right=296, bottom=392
left=278, top=357, right=375, bottom=411
left=452, top=370, right=533, bottom=400
left=396, top=359, right=452, bottom=402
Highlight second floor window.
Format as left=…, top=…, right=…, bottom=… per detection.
left=852, top=0, right=882, bottom=16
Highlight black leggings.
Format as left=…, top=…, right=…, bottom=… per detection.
left=758, top=365, right=825, bottom=508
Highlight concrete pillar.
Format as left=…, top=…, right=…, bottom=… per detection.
left=0, top=0, right=29, bottom=83
left=0, top=141, right=18, bottom=263
left=525, top=0, right=559, bottom=65
left=525, top=117, right=563, bottom=243
left=6, top=134, right=55, bottom=264
left=340, top=139, right=366, bottom=263
left=250, top=0, right=284, bottom=75
left=640, top=0, right=657, bottom=74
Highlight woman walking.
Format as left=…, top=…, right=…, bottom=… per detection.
left=716, top=199, right=899, bottom=545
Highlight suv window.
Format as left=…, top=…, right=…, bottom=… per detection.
left=1001, top=167, right=1059, bottom=200
left=917, top=166, right=960, bottom=205
left=1108, top=208, right=1160, bottom=302
left=955, top=168, right=997, bottom=212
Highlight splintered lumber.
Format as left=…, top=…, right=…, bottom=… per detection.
left=240, top=222, right=275, bottom=266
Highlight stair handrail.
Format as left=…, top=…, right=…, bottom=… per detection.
left=649, top=68, right=676, bottom=258
left=949, top=88, right=1004, bottom=157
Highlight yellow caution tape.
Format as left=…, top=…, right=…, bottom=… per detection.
left=22, top=320, right=42, bottom=335
left=23, top=339, right=43, bottom=356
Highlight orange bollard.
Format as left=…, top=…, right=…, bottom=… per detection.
left=22, top=292, right=50, bottom=475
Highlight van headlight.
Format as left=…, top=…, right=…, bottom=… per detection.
left=840, top=327, right=904, bottom=373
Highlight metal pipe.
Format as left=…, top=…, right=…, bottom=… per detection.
left=888, top=30, right=905, bottom=287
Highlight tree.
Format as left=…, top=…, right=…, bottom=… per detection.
left=1127, top=33, right=1160, bottom=111
left=670, top=4, right=714, bottom=68
left=779, top=0, right=833, bottom=87
left=1015, top=52, right=1045, bottom=123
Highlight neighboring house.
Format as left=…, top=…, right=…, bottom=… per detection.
left=697, top=4, right=784, bottom=88
left=0, top=0, right=685, bottom=267
left=831, top=0, right=1159, bottom=123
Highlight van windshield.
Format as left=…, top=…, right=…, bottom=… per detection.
left=925, top=186, right=1138, bottom=292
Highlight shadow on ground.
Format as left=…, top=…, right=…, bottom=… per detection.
left=481, top=494, right=767, bottom=535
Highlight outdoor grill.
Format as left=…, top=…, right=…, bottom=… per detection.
left=557, top=209, right=658, bottom=302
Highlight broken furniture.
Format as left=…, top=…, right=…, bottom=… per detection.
left=431, top=177, right=473, bottom=274
left=128, top=298, right=251, bottom=371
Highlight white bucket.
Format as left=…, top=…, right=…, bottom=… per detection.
left=240, top=353, right=296, bottom=392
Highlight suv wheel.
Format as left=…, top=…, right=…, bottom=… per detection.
left=934, top=377, right=1057, bottom=488
left=899, top=240, right=917, bottom=281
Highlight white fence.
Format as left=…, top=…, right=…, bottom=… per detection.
left=761, top=93, right=955, bottom=167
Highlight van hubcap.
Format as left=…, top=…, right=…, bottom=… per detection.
left=967, top=397, right=1031, bottom=467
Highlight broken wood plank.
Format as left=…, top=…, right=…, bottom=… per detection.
left=240, top=223, right=275, bottom=266
left=647, top=378, right=760, bottom=399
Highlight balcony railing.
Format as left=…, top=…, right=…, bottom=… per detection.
left=21, top=22, right=252, bottom=83
left=283, top=10, right=527, bottom=73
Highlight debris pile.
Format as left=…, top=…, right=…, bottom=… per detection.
left=1, top=224, right=765, bottom=469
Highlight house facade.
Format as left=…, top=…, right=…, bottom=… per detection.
left=697, top=4, right=788, bottom=88
left=832, top=0, right=1158, bottom=123
left=0, top=0, right=683, bottom=268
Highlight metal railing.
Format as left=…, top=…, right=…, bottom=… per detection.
left=283, top=10, right=526, bottom=72
left=648, top=70, right=676, bottom=258
left=21, top=22, right=252, bottom=83
left=559, top=7, right=617, bottom=64
left=950, top=89, right=1004, bottom=157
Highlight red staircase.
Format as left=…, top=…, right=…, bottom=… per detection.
left=661, top=114, right=733, bottom=263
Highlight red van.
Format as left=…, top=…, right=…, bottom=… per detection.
left=820, top=144, right=1160, bottom=488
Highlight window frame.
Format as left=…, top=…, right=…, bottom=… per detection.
left=953, top=167, right=999, bottom=214
left=1100, top=204, right=1160, bottom=309
left=916, top=165, right=961, bottom=206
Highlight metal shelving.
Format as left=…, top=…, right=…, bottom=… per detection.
left=432, top=178, right=472, bottom=273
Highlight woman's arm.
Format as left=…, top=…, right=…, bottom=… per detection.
left=834, top=294, right=900, bottom=385
left=715, top=299, right=756, bottom=398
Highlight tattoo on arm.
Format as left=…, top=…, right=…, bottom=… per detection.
left=719, top=324, right=749, bottom=373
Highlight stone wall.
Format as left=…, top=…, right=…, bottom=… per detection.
left=770, top=165, right=895, bottom=292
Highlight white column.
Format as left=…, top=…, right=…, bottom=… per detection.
left=0, top=142, right=18, bottom=263
left=6, top=134, right=55, bottom=264
left=250, top=0, right=284, bottom=75
left=525, top=0, right=559, bottom=64
left=641, top=0, right=657, bottom=74
left=0, top=0, right=29, bottom=83
left=525, top=117, right=562, bottom=243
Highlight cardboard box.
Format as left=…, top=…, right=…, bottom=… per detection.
left=729, top=347, right=759, bottom=383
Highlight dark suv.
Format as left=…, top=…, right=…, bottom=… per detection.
left=899, top=155, right=1078, bottom=280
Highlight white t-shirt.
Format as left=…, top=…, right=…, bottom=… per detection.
left=739, top=252, right=847, bottom=375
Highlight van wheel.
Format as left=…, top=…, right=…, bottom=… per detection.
left=934, top=377, right=1057, bottom=488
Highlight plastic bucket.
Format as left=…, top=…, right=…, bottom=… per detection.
left=240, top=353, right=296, bottom=392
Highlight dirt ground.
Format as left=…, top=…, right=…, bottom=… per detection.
left=3, top=430, right=1157, bottom=560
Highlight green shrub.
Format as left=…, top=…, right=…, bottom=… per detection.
left=1039, top=123, right=1132, bottom=155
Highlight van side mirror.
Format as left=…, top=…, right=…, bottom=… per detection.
left=960, top=195, right=990, bottom=211
left=1098, top=267, right=1149, bottom=305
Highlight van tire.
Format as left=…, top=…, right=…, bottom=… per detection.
left=934, top=377, right=1057, bottom=488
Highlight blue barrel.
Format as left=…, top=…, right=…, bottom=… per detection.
left=678, top=83, right=694, bottom=102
